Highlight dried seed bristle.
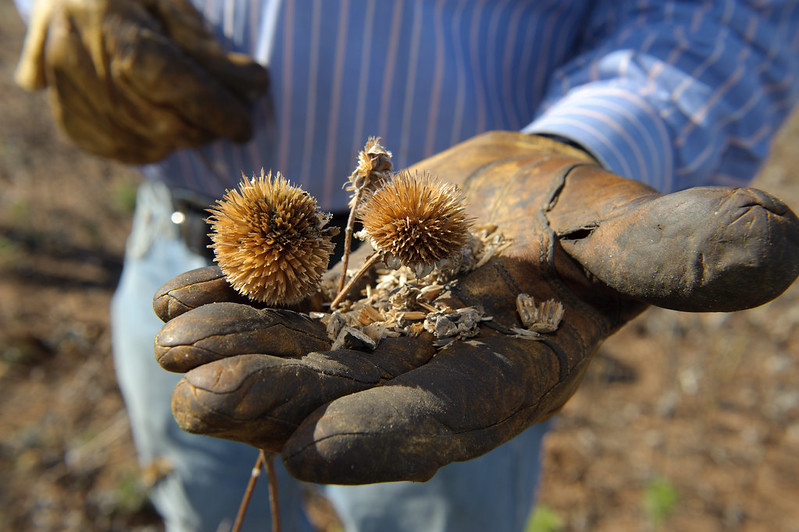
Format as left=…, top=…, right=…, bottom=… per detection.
left=207, top=170, right=338, bottom=305
left=359, top=170, right=471, bottom=271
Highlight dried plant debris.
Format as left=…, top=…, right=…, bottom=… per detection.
left=432, top=224, right=512, bottom=281
left=209, top=141, right=565, bottom=353
left=310, top=225, right=521, bottom=350
left=511, top=293, right=565, bottom=339
left=331, top=326, right=378, bottom=351
left=336, top=138, right=395, bottom=298
left=423, top=307, right=490, bottom=347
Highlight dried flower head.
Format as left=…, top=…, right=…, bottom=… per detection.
left=358, top=171, right=471, bottom=275
left=345, top=137, right=393, bottom=208
left=207, top=170, right=339, bottom=305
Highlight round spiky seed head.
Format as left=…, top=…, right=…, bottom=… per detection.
left=359, top=171, right=471, bottom=273
left=207, top=170, right=339, bottom=305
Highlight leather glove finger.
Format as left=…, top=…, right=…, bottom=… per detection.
left=151, top=234, right=374, bottom=322
left=14, top=0, right=55, bottom=90
left=154, top=302, right=331, bottom=373
left=152, top=263, right=339, bottom=323
left=153, top=265, right=254, bottom=322
left=170, top=335, right=436, bottom=452
left=283, top=336, right=569, bottom=483
left=543, top=170, right=799, bottom=312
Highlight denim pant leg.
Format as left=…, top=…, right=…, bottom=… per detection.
left=324, top=419, right=552, bottom=532
left=111, top=180, right=311, bottom=532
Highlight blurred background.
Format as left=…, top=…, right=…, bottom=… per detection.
left=1, top=3, right=798, bottom=531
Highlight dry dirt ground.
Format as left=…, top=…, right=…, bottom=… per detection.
left=2, top=5, right=798, bottom=532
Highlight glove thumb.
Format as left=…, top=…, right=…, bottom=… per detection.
left=14, top=0, right=56, bottom=90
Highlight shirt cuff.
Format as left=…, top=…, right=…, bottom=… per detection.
left=523, top=84, right=676, bottom=193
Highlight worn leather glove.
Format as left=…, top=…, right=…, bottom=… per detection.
left=153, top=132, right=799, bottom=484
left=15, top=0, right=269, bottom=163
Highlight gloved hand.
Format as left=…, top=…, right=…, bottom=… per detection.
left=152, top=132, right=799, bottom=484
left=14, top=0, right=269, bottom=163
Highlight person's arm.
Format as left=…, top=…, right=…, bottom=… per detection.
left=525, top=1, right=799, bottom=192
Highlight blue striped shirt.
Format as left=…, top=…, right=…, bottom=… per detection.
left=17, top=0, right=799, bottom=210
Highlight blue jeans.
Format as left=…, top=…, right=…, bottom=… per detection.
left=111, top=180, right=551, bottom=531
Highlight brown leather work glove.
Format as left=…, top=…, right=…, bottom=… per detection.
left=152, top=133, right=799, bottom=485
left=15, top=0, right=269, bottom=163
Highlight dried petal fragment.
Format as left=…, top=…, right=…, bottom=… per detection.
left=358, top=304, right=385, bottom=325
left=516, top=293, right=565, bottom=334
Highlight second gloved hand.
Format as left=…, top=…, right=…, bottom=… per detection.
left=15, top=0, right=269, bottom=163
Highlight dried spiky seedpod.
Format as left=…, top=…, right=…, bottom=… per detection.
left=207, top=170, right=338, bottom=306
left=358, top=171, right=471, bottom=276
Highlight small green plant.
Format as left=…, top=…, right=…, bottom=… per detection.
left=112, top=180, right=139, bottom=215
left=113, top=470, right=151, bottom=514
left=10, top=199, right=31, bottom=224
left=643, top=476, right=678, bottom=529
left=526, top=504, right=564, bottom=532
left=0, top=236, right=22, bottom=268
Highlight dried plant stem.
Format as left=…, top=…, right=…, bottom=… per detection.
left=330, top=251, right=381, bottom=310
left=264, top=451, right=282, bottom=532
left=338, top=137, right=393, bottom=298
left=232, top=451, right=264, bottom=532
left=231, top=451, right=282, bottom=532
left=336, top=188, right=364, bottom=296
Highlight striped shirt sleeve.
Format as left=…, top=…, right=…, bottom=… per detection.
left=524, top=0, right=799, bottom=193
